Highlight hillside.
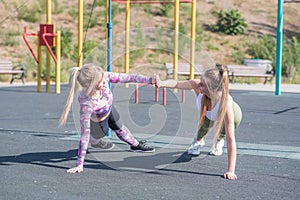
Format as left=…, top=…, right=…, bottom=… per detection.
left=0, top=0, right=299, bottom=82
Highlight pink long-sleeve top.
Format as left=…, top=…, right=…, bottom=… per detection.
left=76, top=72, right=151, bottom=167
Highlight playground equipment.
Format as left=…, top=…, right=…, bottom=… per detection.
left=23, top=0, right=61, bottom=94
left=275, top=0, right=284, bottom=95
left=109, top=0, right=197, bottom=105
left=135, top=85, right=185, bottom=106
left=14, top=0, right=286, bottom=95
left=111, top=0, right=197, bottom=81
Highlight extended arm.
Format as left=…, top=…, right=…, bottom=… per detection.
left=223, top=97, right=237, bottom=180
left=105, top=72, right=153, bottom=84
left=155, top=75, right=201, bottom=95
left=67, top=103, right=93, bottom=173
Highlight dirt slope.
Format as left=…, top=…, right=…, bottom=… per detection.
left=0, top=0, right=299, bottom=79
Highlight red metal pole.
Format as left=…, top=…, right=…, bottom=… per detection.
left=42, top=31, right=57, bottom=63
left=163, top=87, right=167, bottom=106
left=155, top=87, right=159, bottom=102
left=135, top=84, right=139, bottom=104
left=23, top=27, right=39, bottom=64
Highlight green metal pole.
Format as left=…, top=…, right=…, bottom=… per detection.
left=275, top=0, right=284, bottom=95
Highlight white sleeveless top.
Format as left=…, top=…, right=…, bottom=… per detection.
left=196, top=93, right=220, bottom=121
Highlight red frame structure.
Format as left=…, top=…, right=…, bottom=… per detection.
left=40, top=24, right=58, bottom=63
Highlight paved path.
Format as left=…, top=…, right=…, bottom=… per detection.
left=1, top=81, right=300, bottom=93
left=229, top=83, right=300, bottom=93
left=0, top=83, right=299, bottom=200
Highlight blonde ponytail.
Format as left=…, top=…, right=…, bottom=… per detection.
left=213, top=65, right=229, bottom=142
left=59, top=67, right=80, bottom=126
left=198, top=64, right=229, bottom=142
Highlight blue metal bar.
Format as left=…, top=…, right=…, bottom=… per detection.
left=107, top=0, right=113, bottom=136
left=275, top=0, right=284, bottom=95
left=107, top=0, right=112, bottom=73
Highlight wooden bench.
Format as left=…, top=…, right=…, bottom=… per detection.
left=0, top=60, right=25, bottom=84
left=164, top=62, right=274, bottom=84
left=165, top=62, right=203, bottom=79
left=227, top=65, right=274, bottom=84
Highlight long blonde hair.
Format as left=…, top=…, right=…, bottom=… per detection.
left=198, top=64, right=229, bottom=142
left=59, top=63, right=104, bottom=126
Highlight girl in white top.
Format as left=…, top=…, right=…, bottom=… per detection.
left=156, top=64, right=242, bottom=180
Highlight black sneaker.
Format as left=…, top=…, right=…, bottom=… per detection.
left=130, top=141, right=155, bottom=153
left=91, top=139, right=115, bottom=150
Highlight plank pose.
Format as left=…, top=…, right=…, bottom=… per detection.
left=60, top=63, right=155, bottom=173
left=156, top=64, right=242, bottom=180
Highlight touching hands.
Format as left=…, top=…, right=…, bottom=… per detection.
left=67, top=166, right=83, bottom=174
left=152, top=74, right=177, bottom=88
left=224, top=171, right=237, bottom=180
left=152, top=74, right=162, bottom=88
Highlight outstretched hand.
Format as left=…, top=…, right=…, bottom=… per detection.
left=67, top=166, right=83, bottom=174
left=152, top=74, right=178, bottom=88
left=224, top=171, right=237, bottom=180
left=152, top=74, right=161, bottom=88
left=154, top=74, right=166, bottom=88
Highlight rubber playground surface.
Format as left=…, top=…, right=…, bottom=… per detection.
left=0, top=83, right=299, bottom=200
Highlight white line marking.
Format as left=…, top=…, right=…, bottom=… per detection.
left=60, top=134, right=300, bottom=160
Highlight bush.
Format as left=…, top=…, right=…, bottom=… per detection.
left=238, top=35, right=300, bottom=79
left=211, top=9, right=247, bottom=35
left=61, top=28, right=98, bottom=64
left=282, top=37, right=300, bottom=78
left=247, top=35, right=276, bottom=63
left=71, top=40, right=98, bottom=62
left=160, top=4, right=173, bottom=17
left=61, top=28, right=74, bottom=58
left=17, top=3, right=41, bottom=23
left=0, top=29, right=20, bottom=47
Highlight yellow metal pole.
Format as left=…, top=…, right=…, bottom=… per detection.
left=125, top=0, right=130, bottom=88
left=125, top=0, right=130, bottom=74
left=46, top=0, right=51, bottom=23
left=78, top=0, right=84, bottom=67
left=55, top=31, right=61, bottom=94
left=173, top=0, right=179, bottom=92
left=190, top=0, right=196, bottom=80
left=38, top=32, right=42, bottom=92
left=46, top=0, right=52, bottom=93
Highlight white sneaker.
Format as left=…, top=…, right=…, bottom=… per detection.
left=209, top=139, right=225, bottom=156
left=187, top=138, right=205, bottom=155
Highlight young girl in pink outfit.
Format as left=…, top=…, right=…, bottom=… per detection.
left=60, top=63, right=155, bottom=174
